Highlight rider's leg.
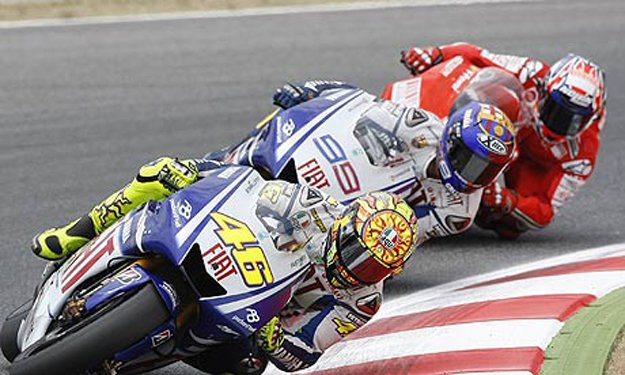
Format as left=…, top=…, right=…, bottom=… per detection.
left=474, top=206, right=525, bottom=240
left=31, top=157, right=199, bottom=260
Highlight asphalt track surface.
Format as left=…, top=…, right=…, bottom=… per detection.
left=0, top=0, right=624, bottom=373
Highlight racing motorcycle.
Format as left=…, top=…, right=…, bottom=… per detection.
left=380, top=55, right=535, bottom=127
left=1, top=165, right=310, bottom=375
left=222, top=60, right=535, bottom=207
left=222, top=88, right=421, bottom=205
left=218, top=78, right=502, bottom=240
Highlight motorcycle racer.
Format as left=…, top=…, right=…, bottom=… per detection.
left=401, top=43, right=607, bottom=239
left=221, top=80, right=516, bottom=244
left=30, top=157, right=417, bottom=373
left=251, top=186, right=417, bottom=372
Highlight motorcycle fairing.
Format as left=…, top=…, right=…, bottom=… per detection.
left=136, top=166, right=256, bottom=265
left=381, top=56, right=479, bottom=120
left=250, top=89, right=366, bottom=177
left=132, top=166, right=310, bottom=340
left=192, top=264, right=307, bottom=341
left=19, top=165, right=309, bottom=356
left=83, top=264, right=152, bottom=313
left=18, top=215, right=137, bottom=350
left=242, top=91, right=419, bottom=204
left=382, top=56, right=526, bottom=126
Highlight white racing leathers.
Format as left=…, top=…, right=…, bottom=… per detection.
left=390, top=102, right=484, bottom=242
left=255, top=180, right=382, bottom=371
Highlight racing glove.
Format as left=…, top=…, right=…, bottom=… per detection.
left=400, top=46, right=444, bottom=75
left=481, top=182, right=518, bottom=215
left=256, top=316, right=285, bottom=353
left=273, top=80, right=356, bottom=109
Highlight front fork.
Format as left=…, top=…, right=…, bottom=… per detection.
left=72, top=258, right=198, bottom=371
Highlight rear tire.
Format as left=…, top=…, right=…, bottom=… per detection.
left=8, top=284, right=169, bottom=375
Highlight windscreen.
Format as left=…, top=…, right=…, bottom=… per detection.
left=451, top=68, right=527, bottom=125
left=353, top=105, right=408, bottom=167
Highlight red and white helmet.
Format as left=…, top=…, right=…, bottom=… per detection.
left=538, top=54, right=606, bottom=141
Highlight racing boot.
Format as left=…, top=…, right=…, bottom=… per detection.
left=31, top=157, right=199, bottom=260
left=30, top=216, right=96, bottom=261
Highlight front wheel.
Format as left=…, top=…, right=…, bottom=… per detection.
left=8, top=284, right=170, bottom=375
left=1, top=299, right=33, bottom=362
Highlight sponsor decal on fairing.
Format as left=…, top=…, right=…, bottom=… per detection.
left=477, top=133, right=508, bottom=155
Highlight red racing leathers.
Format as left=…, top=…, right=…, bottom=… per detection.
left=419, top=43, right=606, bottom=238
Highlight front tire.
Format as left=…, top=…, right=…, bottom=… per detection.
left=9, top=284, right=169, bottom=375
left=1, top=299, right=33, bottom=362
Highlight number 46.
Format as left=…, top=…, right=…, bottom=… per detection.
left=210, top=212, right=274, bottom=287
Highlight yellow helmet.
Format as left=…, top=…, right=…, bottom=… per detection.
left=325, top=192, right=418, bottom=288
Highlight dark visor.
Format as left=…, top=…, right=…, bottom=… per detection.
left=336, top=221, right=391, bottom=285
left=447, top=137, right=502, bottom=187
left=540, top=95, right=592, bottom=137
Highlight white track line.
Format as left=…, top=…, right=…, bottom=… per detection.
left=385, top=241, right=625, bottom=312
left=0, top=0, right=540, bottom=29
left=310, top=319, right=562, bottom=371
left=265, top=242, right=625, bottom=374
left=383, top=270, right=625, bottom=318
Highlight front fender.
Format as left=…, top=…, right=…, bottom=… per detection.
left=84, top=262, right=179, bottom=315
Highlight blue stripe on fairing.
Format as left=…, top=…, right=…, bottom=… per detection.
left=276, top=91, right=365, bottom=168
left=390, top=178, right=416, bottom=194
left=206, top=264, right=309, bottom=307
left=175, top=167, right=307, bottom=311
left=179, top=168, right=254, bottom=252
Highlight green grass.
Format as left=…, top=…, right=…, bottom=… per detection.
left=540, top=288, right=625, bottom=375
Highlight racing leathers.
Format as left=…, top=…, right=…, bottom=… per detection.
left=402, top=43, right=606, bottom=238
left=219, top=81, right=482, bottom=246
left=252, top=180, right=384, bottom=371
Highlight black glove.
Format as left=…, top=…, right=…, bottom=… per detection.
left=273, top=83, right=319, bottom=109
left=272, top=80, right=356, bottom=109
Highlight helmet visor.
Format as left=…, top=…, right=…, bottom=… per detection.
left=447, top=137, right=502, bottom=188
left=540, top=95, right=592, bottom=137
left=334, top=220, right=392, bottom=286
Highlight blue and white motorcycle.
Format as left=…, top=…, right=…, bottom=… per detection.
left=223, top=88, right=421, bottom=204
left=1, top=166, right=310, bottom=374
left=220, top=86, right=481, bottom=242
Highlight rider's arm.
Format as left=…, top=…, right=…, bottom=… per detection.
left=266, top=287, right=380, bottom=372
left=416, top=189, right=482, bottom=243
left=403, top=42, right=549, bottom=90
left=437, top=42, right=550, bottom=89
